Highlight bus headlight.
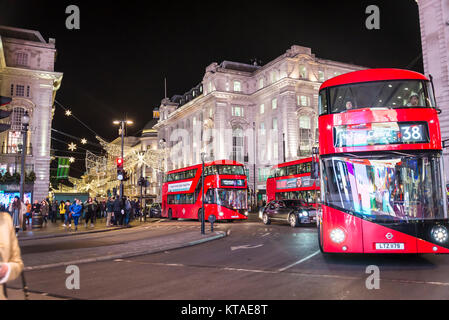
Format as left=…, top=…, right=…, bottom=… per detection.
left=219, top=212, right=224, bottom=217
left=431, top=226, right=448, bottom=243
left=330, top=228, right=346, bottom=244
left=244, top=210, right=248, bottom=216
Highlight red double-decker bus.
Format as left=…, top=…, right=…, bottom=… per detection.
left=161, top=160, right=248, bottom=221
left=266, top=158, right=320, bottom=206
left=317, top=68, right=449, bottom=254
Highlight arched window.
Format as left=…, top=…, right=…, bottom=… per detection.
left=232, top=126, right=244, bottom=162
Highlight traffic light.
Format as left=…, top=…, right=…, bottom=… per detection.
left=116, top=157, right=124, bottom=180
left=0, top=96, right=12, bottom=133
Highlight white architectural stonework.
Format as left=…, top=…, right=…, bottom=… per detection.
left=0, top=26, right=63, bottom=201
left=418, top=0, right=449, bottom=183
left=154, top=45, right=365, bottom=200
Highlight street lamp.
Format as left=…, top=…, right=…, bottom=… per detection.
left=158, top=139, right=167, bottom=202
left=113, top=119, right=133, bottom=200
left=201, top=151, right=206, bottom=235
left=19, top=111, right=30, bottom=203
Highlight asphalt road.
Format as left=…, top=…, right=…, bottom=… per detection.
left=10, top=213, right=449, bottom=300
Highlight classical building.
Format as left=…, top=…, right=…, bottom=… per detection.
left=154, top=45, right=365, bottom=202
left=0, top=26, right=63, bottom=201
left=418, top=0, right=449, bottom=183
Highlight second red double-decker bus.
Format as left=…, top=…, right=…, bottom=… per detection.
left=266, top=157, right=320, bottom=206
left=317, top=68, right=449, bottom=254
left=161, top=160, right=248, bottom=221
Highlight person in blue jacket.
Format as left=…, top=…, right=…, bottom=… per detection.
left=69, top=199, right=83, bottom=231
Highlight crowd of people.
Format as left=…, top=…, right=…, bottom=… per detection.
left=3, top=196, right=143, bottom=233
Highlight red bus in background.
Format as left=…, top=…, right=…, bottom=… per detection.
left=317, top=68, right=449, bottom=254
left=161, top=160, right=248, bottom=222
left=266, top=158, right=320, bottom=207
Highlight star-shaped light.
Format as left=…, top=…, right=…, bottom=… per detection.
left=65, top=110, right=72, bottom=116
left=81, top=138, right=87, bottom=144
left=68, top=142, right=77, bottom=151
left=69, top=157, right=75, bottom=163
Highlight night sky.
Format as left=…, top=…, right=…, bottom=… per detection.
left=0, top=0, right=422, bottom=177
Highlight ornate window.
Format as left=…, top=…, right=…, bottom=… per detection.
left=233, top=81, right=241, bottom=92
left=15, top=52, right=28, bottom=67
left=232, top=126, right=244, bottom=163
left=298, top=115, right=312, bottom=157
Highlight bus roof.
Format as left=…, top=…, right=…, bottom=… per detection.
left=167, top=160, right=244, bottom=174
left=271, top=157, right=312, bottom=169
left=319, top=68, right=428, bottom=91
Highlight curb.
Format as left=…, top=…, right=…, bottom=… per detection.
left=24, top=230, right=226, bottom=271
left=18, top=220, right=160, bottom=241
left=18, top=226, right=127, bottom=241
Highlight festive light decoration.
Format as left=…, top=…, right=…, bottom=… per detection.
left=65, top=109, right=72, bottom=116
left=69, top=157, right=75, bottom=163
left=81, top=138, right=87, bottom=144
left=68, top=142, right=77, bottom=151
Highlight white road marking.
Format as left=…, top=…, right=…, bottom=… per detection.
left=120, top=259, right=449, bottom=287
left=278, top=250, right=320, bottom=272
left=261, top=233, right=270, bottom=237
left=231, top=244, right=264, bottom=251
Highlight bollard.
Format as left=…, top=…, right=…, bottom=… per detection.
left=208, top=214, right=216, bottom=232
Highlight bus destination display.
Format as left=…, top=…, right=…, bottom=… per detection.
left=334, top=122, right=429, bottom=147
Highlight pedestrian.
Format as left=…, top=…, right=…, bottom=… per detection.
left=113, top=197, right=122, bottom=226
left=31, top=200, right=40, bottom=227
left=51, top=200, right=58, bottom=223
left=124, top=197, right=132, bottom=226
left=69, top=200, right=82, bottom=231
left=0, top=209, right=25, bottom=300
left=41, top=199, right=49, bottom=226
left=25, top=200, right=31, bottom=226
left=59, top=200, right=66, bottom=225
left=64, top=200, right=72, bottom=230
left=85, top=197, right=96, bottom=228
left=8, top=196, right=26, bottom=235
left=106, top=197, right=114, bottom=227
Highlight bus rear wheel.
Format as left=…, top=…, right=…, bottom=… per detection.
left=197, top=209, right=203, bottom=222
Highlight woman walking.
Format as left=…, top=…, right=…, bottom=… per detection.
left=0, top=209, right=24, bottom=300
left=8, top=196, right=25, bottom=235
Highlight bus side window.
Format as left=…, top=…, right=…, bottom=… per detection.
left=287, top=165, right=297, bottom=176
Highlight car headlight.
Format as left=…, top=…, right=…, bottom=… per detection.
left=431, top=226, right=448, bottom=243
left=330, top=228, right=346, bottom=244
left=301, top=210, right=308, bottom=217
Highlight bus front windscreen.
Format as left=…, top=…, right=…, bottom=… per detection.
left=328, top=80, right=435, bottom=113
left=321, top=152, right=448, bottom=222
left=205, top=188, right=248, bottom=210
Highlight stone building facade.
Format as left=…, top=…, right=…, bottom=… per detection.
left=0, top=26, right=63, bottom=201
left=418, top=0, right=449, bottom=183
left=154, top=45, right=364, bottom=201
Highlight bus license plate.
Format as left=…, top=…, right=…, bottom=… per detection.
left=375, top=243, right=404, bottom=250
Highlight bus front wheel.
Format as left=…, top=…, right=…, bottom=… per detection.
left=318, top=223, right=325, bottom=253
left=168, top=209, right=174, bottom=220
left=197, top=209, right=203, bottom=222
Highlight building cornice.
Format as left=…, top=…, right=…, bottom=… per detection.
left=1, top=66, right=63, bottom=81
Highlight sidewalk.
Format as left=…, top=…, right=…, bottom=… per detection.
left=18, top=217, right=160, bottom=241
left=22, top=229, right=226, bottom=271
